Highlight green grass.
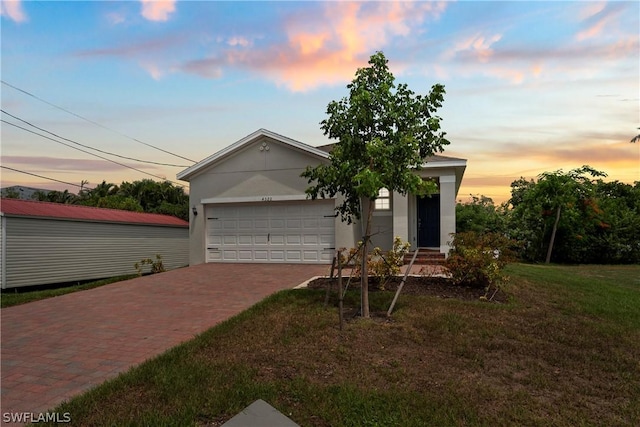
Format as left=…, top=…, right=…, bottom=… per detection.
left=0, top=275, right=137, bottom=308
left=39, top=264, right=640, bottom=426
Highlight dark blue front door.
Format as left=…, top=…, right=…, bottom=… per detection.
left=417, top=194, right=440, bottom=247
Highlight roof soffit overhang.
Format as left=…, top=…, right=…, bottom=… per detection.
left=417, top=159, right=468, bottom=196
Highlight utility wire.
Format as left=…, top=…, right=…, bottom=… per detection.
left=1, top=110, right=190, bottom=168
left=0, top=165, right=92, bottom=190
left=2, top=119, right=185, bottom=187
left=1, top=80, right=197, bottom=163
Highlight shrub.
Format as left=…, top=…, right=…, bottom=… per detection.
left=134, top=254, right=166, bottom=276
left=445, top=232, right=516, bottom=289
left=338, top=237, right=411, bottom=289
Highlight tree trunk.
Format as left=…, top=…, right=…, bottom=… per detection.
left=545, top=205, right=561, bottom=264
left=360, top=198, right=373, bottom=318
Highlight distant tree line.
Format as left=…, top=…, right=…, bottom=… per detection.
left=23, top=179, right=189, bottom=221
left=457, top=166, right=640, bottom=264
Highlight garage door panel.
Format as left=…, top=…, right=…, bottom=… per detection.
left=207, top=250, right=222, bottom=261
left=287, top=218, right=302, bottom=228
left=303, top=251, right=319, bottom=261
left=238, top=235, right=252, bottom=245
left=271, top=206, right=287, bottom=216
left=254, top=219, right=269, bottom=229
left=238, top=219, right=253, bottom=229
left=286, top=204, right=302, bottom=214
left=254, top=250, right=268, bottom=260
left=222, top=250, right=238, bottom=260
left=270, top=250, right=285, bottom=261
left=304, top=235, right=319, bottom=245
left=270, top=234, right=285, bottom=244
left=206, top=201, right=334, bottom=264
left=222, top=220, right=237, bottom=230
left=270, top=219, right=285, bottom=229
left=254, top=235, right=268, bottom=245
left=254, top=206, right=269, bottom=216
left=287, top=235, right=301, bottom=244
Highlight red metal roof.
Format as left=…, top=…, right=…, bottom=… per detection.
left=0, top=198, right=188, bottom=227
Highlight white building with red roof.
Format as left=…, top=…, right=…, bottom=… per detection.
left=1, top=198, right=188, bottom=289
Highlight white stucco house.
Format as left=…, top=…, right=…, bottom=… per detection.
left=177, top=129, right=466, bottom=265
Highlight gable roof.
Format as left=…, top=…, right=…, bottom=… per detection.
left=177, top=128, right=329, bottom=182
left=0, top=198, right=188, bottom=227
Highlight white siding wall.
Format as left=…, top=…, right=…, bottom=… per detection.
left=2, top=217, right=188, bottom=289
left=1, top=215, right=5, bottom=288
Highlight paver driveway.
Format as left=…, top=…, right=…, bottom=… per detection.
left=1, top=263, right=329, bottom=419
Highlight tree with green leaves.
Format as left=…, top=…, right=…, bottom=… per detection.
left=509, top=166, right=607, bottom=263
left=76, top=179, right=188, bottom=219
left=590, top=180, right=640, bottom=264
left=2, top=188, right=21, bottom=199
left=33, top=189, right=78, bottom=204
left=456, top=195, right=507, bottom=234
left=302, top=51, right=449, bottom=317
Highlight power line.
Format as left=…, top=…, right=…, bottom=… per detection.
left=1, top=109, right=190, bottom=168
left=0, top=165, right=92, bottom=190
left=2, top=119, right=185, bottom=187
left=1, top=80, right=197, bottom=163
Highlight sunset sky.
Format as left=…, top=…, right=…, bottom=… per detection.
left=1, top=0, right=638, bottom=204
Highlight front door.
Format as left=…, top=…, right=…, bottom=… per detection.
left=417, top=194, right=440, bottom=247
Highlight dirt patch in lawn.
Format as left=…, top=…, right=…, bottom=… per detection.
left=306, top=275, right=509, bottom=304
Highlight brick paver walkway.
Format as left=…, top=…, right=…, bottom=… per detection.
left=1, top=263, right=329, bottom=420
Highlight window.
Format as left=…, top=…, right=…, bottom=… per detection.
left=375, top=188, right=391, bottom=210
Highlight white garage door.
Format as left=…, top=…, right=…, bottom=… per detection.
left=206, top=201, right=335, bottom=263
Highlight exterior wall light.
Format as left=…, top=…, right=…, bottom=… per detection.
left=192, top=206, right=198, bottom=216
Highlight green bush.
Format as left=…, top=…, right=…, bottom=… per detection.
left=339, top=237, right=411, bottom=289
left=134, top=254, right=166, bottom=276
left=445, top=232, right=516, bottom=289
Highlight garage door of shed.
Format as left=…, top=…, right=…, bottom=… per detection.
left=206, top=201, right=335, bottom=263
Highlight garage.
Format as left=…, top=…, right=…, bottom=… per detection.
left=205, top=200, right=335, bottom=263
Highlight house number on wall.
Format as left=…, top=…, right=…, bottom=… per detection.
left=261, top=196, right=273, bottom=202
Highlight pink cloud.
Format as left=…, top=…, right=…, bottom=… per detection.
left=139, top=62, right=164, bottom=80
left=180, top=1, right=448, bottom=91
left=1, top=156, right=156, bottom=172
left=0, top=0, right=27, bottom=23
left=575, top=2, right=626, bottom=41
left=140, top=0, right=176, bottom=22
left=227, top=36, right=251, bottom=48
left=441, top=24, right=637, bottom=85
left=448, top=33, right=503, bottom=63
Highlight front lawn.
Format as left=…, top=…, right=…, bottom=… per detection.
left=43, top=264, right=640, bottom=426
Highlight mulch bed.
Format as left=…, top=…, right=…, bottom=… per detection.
left=306, top=275, right=509, bottom=303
